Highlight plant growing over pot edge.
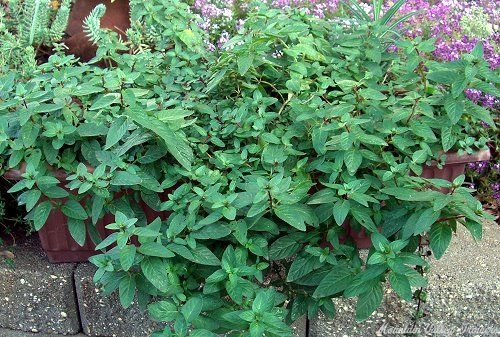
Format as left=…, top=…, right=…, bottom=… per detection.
left=0, top=1, right=498, bottom=337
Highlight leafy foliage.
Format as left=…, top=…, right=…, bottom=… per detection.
left=0, top=1, right=497, bottom=336
left=0, top=0, right=71, bottom=75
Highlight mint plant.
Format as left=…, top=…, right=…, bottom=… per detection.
left=0, top=1, right=497, bottom=336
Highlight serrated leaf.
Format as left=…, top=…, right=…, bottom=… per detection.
left=92, top=196, right=105, bottom=225
left=444, top=94, right=464, bottom=124
left=237, top=54, right=254, bottom=75
left=190, top=245, right=221, bottom=266
left=413, top=208, right=440, bottom=235
left=181, top=297, right=202, bottom=323
left=148, top=301, right=178, bottom=322
left=141, top=257, right=170, bottom=292
left=120, top=245, right=136, bottom=271
left=358, top=134, right=387, bottom=146
left=441, top=126, right=455, bottom=152
left=61, top=200, right=88, bottom=220
left=68, top=218, right=86, bottom=246
left=105, top=117, right=128, bottom=150
left=190, top=329, right=218, bottom=337
left=359, top=88, right=387, bottom=100
left=333, top=199, right=350, bottom=226
left=21, top=189, right=41, bottom=212
left=269, top=235, right=302, bottom=260
left=125, top=109, right=193, bottom=171
left=313, top=265, right=353, bottom=298
left=110, top=171, right=142, bottom=186
left=355, top=282, right=383, bottom=322
left=412, top=149, right=427, bottom=164
left=119, top=275, right=136, bottom=309
left=89, top=93, right=120, bottom=111
left=429, top=222, right=452, bottom=259
left=138, top=242, right=175, bottom=258
left=463, top=220, right=482, bottom=240
left=251, top=291, right=275, bottom=319
left=388, top=272, right=412, bottom=301
left=274, top=204, right=318, bottom=231
left=287, top=255, right=316, bottom=282
left=344, top=151, right=363, bottom=175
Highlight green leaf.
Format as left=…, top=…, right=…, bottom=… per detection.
left=190, top=245, right=221, bottom=266
left=61, top=200, right=88, bottom=220
left=125, top=109, right=193, bottom=171
left=357, top=134, right=387, bottom=146
left=21, top=189, right=41, bottom=212
left=138, top=242, right=175, bottom=258
left=274, top=204, right=318, bottom=231
left=77, top=123, right=109, bottom=137
left=181, top=297, right=202, bottom=323
left=351, top=207, right=377, bottom=232
left=177, top=28, right=203, bottom=53
left=344, top=151, right=363, bottom=175
left=269, top=235, right=302, bottom=260
left=358, top=88, right=387, bottom=100
left=141, top=257, right=170, bottom=292
left=237, top=55, right=254, bottom=75
left=463, top=220, right=482, bottom=241
left=119, top=275, right=136, bottom=309
left=92, top=196, right=105, bottom=225
left=355, top=282, right=383, bottom=322
left=41, top=186, right=69, bottom=198
left=388, top=272, right=412, bottom=301
left=287, top=255, right=317, bottom=282
left=191, top=224, right=231, bottom=240
left=444, top=94, right=464, bottom=124
left=440, top=126, right=456, bottom=152
left=252, top=289, right=275, bottom=314
left=190, top=330, right=218, bottom=337
left=120, top=245, right=136, bottom=271
left=105, top=117, right=128, bottom=150
left=427, top=71, right=456, bottom=84
left=68, top=218, right=86, bottom=246
left=313, top=265, right=353, bottom=298
left=333, top=199, right=350, bottom=226
left=148, top=301, right=178, bottom=322
left=412, top=150, right=427, bottom=164
left=413, top=208, right=440, bottom=235
left=110, top=171, right=142, bottom=186
left=429, top=222, right=452, bottom=259
left=89, top=93, right=120, bottom=111
left=95, top=233, right=118, bottom=250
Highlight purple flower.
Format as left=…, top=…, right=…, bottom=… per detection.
left=475, top=161, right=489, bottom=174
left=491, top=183, right=500, bottom=192
left=493, top=162, right=500, bottom=172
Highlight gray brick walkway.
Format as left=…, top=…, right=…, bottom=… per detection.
left=1, top=220, right=498, bottom=337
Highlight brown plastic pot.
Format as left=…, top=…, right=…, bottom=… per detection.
left=3, top=166, right=170, bottom=263
left=420, top=149, right=491, bottom=180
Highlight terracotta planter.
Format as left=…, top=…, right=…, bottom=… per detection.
left=420, top=149, right=491, bottom=180
left=64, top=0, right=130, bottom=62
left=3, top=167, right=169, bottom=263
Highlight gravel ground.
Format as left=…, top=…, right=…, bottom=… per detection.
left=310, top=219, right=500, bottom=337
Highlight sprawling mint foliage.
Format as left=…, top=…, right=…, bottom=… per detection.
left=0, top=1, right=498, bottom=336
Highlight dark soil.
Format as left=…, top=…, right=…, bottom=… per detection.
left=0, top=177, right=32, bottom=248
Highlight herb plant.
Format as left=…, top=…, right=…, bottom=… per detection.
left=0, top=1, right=497, bottom=337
